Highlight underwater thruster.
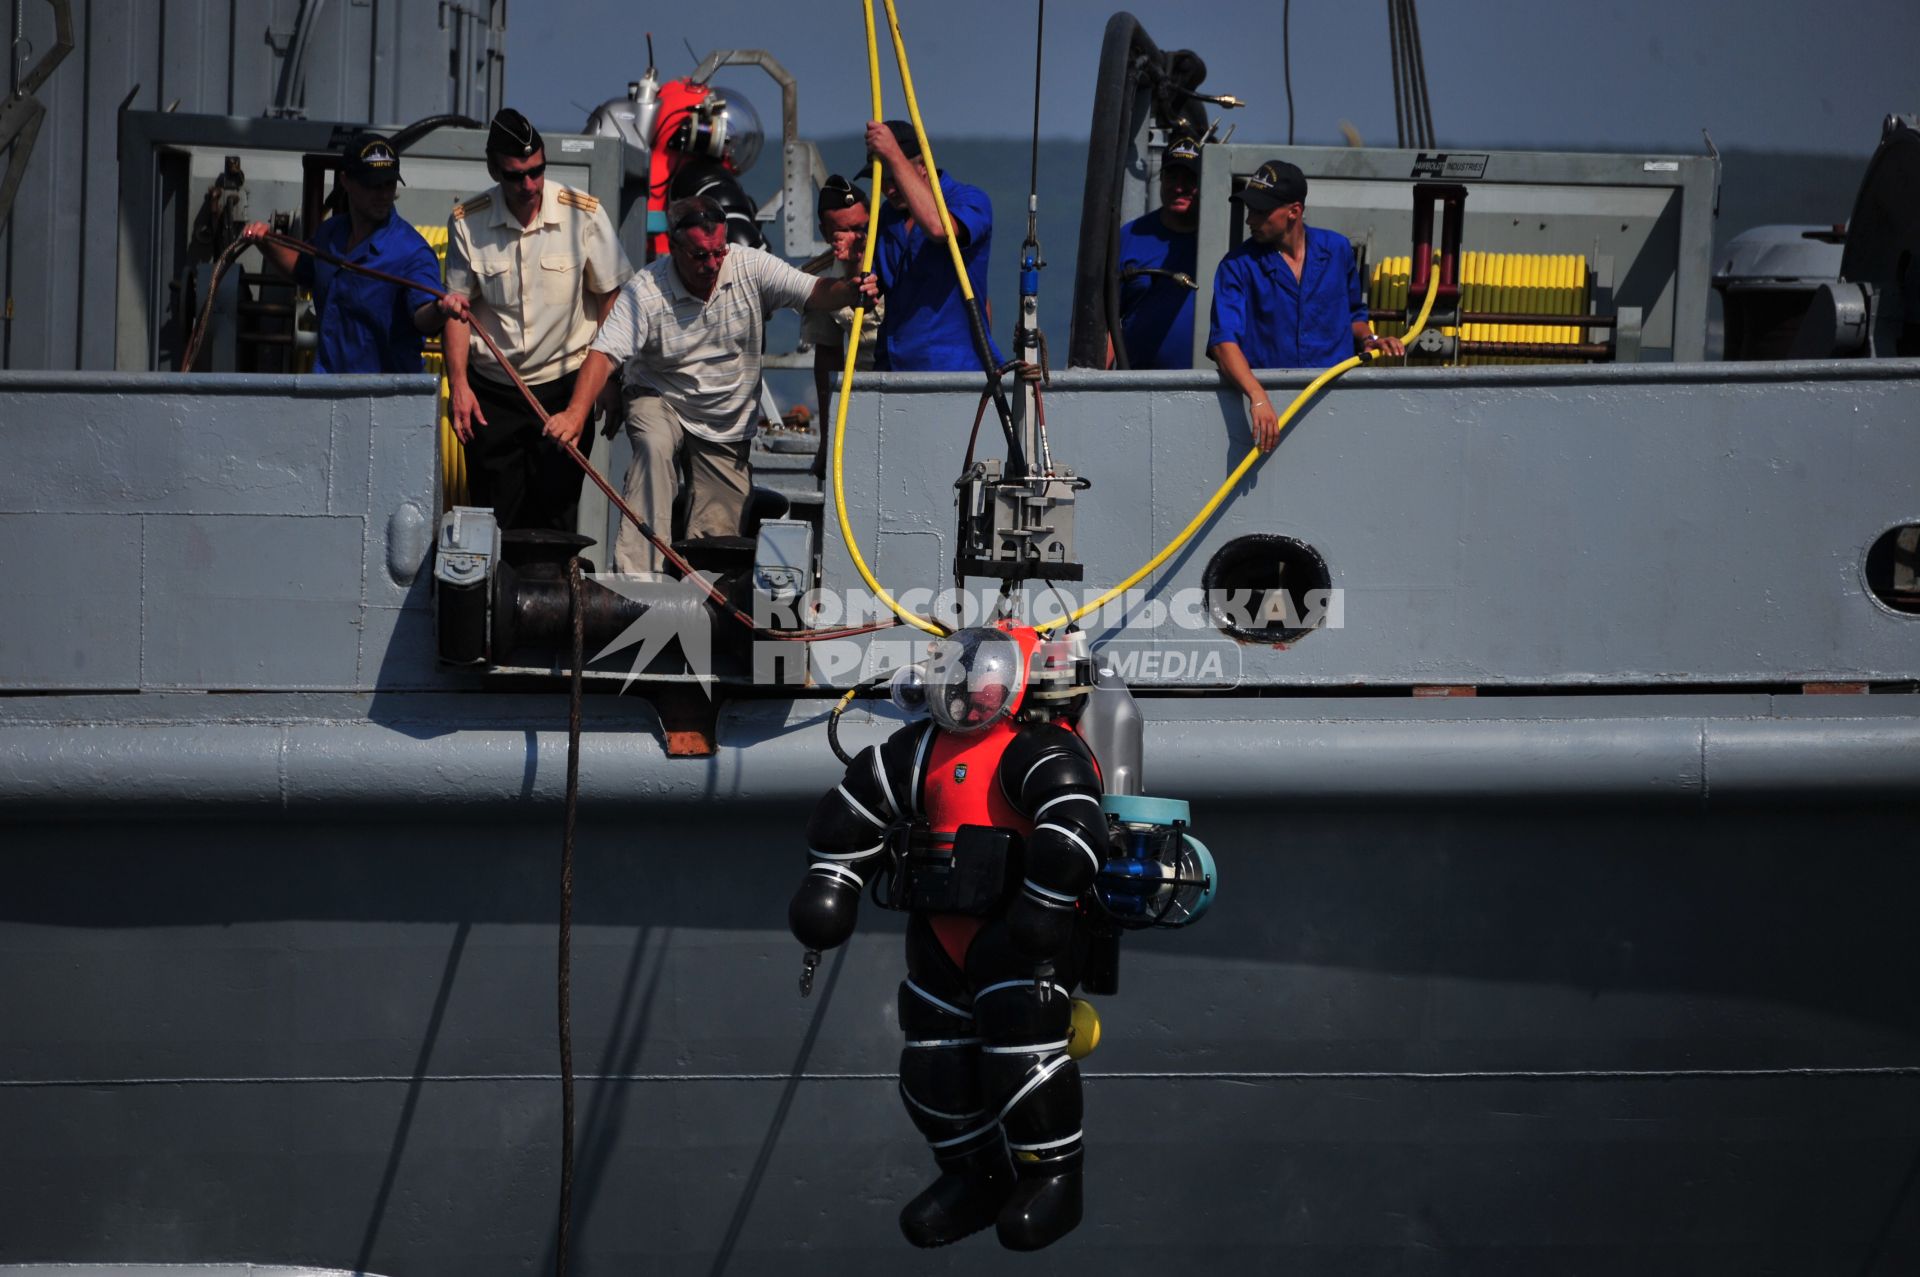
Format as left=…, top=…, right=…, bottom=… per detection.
left=1095, top=794, right=1215, bottom=928
left=1082, top=793, right=1216, bottom=996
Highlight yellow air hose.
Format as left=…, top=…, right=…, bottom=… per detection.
left=878, top=0, right=993, bottom=329
left=828, top=0, right=947, bottom=637
left=1035, top=254, right=1445, bottom=633
left=833, top=0, right=1444, bottom=642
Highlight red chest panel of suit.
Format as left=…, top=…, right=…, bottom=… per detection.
left=919, top=722, right=1022, bottom=967
left=923, top=721, right=1028, bottom=840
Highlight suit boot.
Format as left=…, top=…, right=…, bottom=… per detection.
left=900, top=1140, right=1016, bottom=1248
left=996, top=1147, right=1084, bottom=1251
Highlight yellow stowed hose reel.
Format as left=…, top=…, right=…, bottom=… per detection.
left=1370, top=251, right=1590, bottom=366
left=417, top=221, right=468, bottom=509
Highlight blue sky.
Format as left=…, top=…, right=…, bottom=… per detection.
left=507, top=0, right=1918, bottom=157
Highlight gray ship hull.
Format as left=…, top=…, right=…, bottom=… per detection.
left=5, top=717, right=1919, bottom=1273
left=5, top=365, right=1920, bottom=1272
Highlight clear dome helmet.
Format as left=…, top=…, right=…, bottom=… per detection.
left=894, top=625, right=1093, bottom=730
left=674, top=87, right=764, bottom=175
left=923, top=625, right=1031, bottom=733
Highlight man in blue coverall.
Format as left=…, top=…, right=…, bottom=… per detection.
left=863, top=119, right=1001, bottom=372
left=1207, top=159, right=1403, bottom=450
left=1114, top=135, right=1202, bottom=369
left=243, top=134, right=445, bottom=373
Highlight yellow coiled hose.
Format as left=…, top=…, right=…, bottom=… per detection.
left=416, top=222, right=468, bottom=508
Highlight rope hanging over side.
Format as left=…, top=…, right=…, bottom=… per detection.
left=555, top=557, right=583, bottom=1277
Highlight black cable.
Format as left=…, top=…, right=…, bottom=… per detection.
left=1406, top=0, right=1436, bottom=148
left=1283, top=0, right=1295, bottom=146
left=1103, top=80, right=1134, bottom=370
left=828, top=674, right=893, bottom=767
left=556, top=557, right=583, bottom=1277
left=827, top=692, right=857, bottom=767
left=388, top=113, right=484, bottom=153
left=1387, top=0, right=1407, bottom=149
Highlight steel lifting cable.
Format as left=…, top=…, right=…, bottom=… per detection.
left=1025, top=0, right=1044, bottom=252
left=182, top=229, right=898, bottom=643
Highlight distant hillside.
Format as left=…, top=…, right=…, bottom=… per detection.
left=761, top=139, right=1870, bottom=387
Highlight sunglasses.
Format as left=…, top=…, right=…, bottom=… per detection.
left=675, top=245, right=728, bottom=264
left=500, top=163, right=546, bottom=185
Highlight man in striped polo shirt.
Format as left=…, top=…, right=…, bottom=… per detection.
left=545, top=196, right=878, bottom=576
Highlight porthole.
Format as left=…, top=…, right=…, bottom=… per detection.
left=1201, top=535, right=1333, bottom=643
left=1864, top=524, right=1920, bottom=616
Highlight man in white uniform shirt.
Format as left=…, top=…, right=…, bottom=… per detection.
left=545, top=196, right=878, bottom=576
left=440, top=108, right=633, bottom=532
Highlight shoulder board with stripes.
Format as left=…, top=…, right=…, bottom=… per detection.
left=555, top=189, right=600, bottom=213
left=452, top=193, right=492, bottom=220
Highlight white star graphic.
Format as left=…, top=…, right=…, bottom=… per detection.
left=585, top=570, right=720, bottom=697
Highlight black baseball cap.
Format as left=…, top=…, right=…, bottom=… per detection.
left=487, top=108, right=544, bottom=161
left=345, top=133, right=403, bottom=184
left=1232, top=159, right=1308, bottom=211
left=873, top=119, right=922, bottom=161
left=1163, top=136, right=1202, bottom=175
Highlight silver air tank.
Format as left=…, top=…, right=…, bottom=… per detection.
left=1077, top=661, right=1144, bottom=797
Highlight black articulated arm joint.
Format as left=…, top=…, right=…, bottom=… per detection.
left=789, top=720, right=936, bottom=952
left=1000, top=725, right=1107, bottom=960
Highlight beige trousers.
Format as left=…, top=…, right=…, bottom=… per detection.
left=614, top=392, right=753, bottom=575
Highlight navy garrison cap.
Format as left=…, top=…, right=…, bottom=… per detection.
left=486, top=108, right=544, bottom=160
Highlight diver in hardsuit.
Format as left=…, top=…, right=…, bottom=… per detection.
left=787, top=624, right=1110, bottom=1250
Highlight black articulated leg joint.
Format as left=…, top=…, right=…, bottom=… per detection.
left=969, top=918, right=1088, bottom=1251
left=896, top=914, right=1013, bottom=1248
